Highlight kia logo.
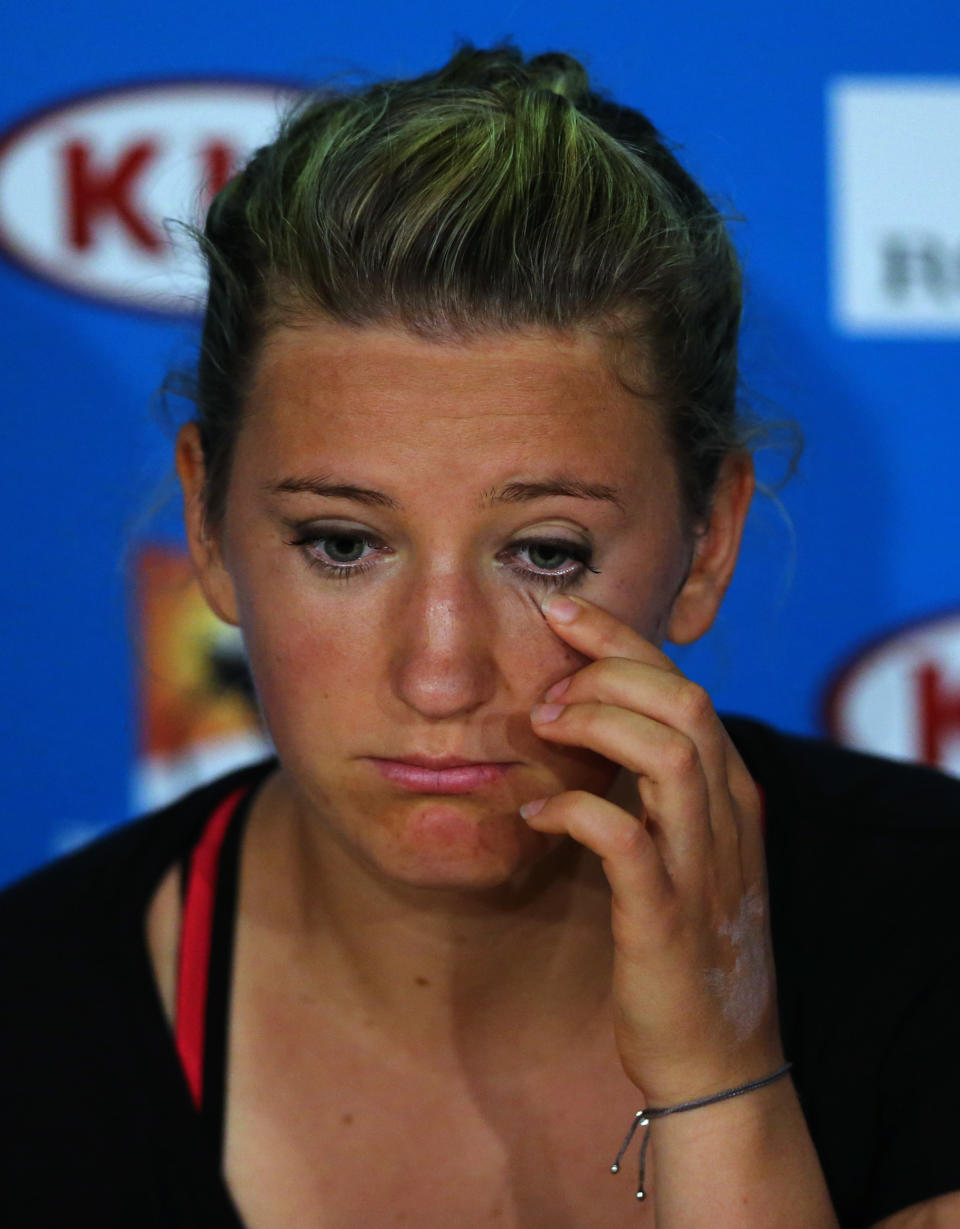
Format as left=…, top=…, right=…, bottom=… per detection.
left=0, top=78, right=301, bottom=315
left=823, top=607, right=960, bottom=776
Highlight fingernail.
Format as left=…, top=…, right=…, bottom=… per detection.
left=531, top=702, right=565, bottom=723
left=544, top=676, right=572, bottom=703
left=520, top=798, right=547, bottom=819
left=540, top=594, right=581, bottom=623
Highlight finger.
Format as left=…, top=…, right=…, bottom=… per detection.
left=537, top=598, right=730, bottom=819
left=521, top=789, right=674, bottom=922
left=542, top=656, right=735, bottom=857
left=719, top=728, right=767, bottom=887
left=539, top=595, right=751, bottom=892
left=545, top=658, right=722, bottom=758
left=539, top=592, right=681, bottom=672
left=531, top=701, right=713, bottom=879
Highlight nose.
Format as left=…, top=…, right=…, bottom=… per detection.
left=388, top=566, right=500, bottom=721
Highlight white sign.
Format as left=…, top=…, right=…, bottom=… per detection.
left=825, top=608, right=960, bottom=777
left=0, top=79, right=301, bottom=314
left=829, top=78, right=960, bottom=335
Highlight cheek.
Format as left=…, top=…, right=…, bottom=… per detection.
left=599, top=539, right=691, bottom=645
left=492, top=586, right=588, bottom=693
left=235, top=590, right=380, bottom=744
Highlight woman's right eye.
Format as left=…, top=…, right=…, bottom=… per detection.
left=286, top=529, right=385, bottom=580
left=317, top=534, right=369, bottom=564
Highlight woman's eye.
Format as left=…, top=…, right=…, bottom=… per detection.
left=524, top=542, right=574, bottom=570
left=322, top=534, right=369, bottom=564
left=286, top=528, right=599, bottom=588
left=509, top=539, right=600, bottom=588
left=287, top=528, right=383, bottom=579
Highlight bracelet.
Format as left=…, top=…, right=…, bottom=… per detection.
left=610, top=1062, right=793, bottom=1201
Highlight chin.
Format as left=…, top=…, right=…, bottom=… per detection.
left=368, top=798, right=564, bottom=892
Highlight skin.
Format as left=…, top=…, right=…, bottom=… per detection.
left=173, top=319, right=848, bottom=1225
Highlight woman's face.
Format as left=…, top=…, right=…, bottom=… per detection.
left=180, top=321, right=744, bottom=890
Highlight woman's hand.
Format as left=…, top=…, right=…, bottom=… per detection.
left=521, top=591, right=784, bottom=1106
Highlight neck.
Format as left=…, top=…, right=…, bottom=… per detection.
left=242, top=768, right=618, bottom=1070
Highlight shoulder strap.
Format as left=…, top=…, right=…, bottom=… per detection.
left=175, top=785, right=251, bottom=1161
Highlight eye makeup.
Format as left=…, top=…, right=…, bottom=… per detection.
left=284, top=524, right=387, bottom=582
left=500, top=537, right=601, bottom=589
left=283, top=522, right=602, bottom=590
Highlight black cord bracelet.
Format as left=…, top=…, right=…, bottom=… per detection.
left=610, top=1062, right=794, bottom=1202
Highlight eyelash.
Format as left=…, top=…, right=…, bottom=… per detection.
left=285, top=529, right=601, bottom=589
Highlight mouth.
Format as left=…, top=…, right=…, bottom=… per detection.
left=367, top=756, right=514, bottom=795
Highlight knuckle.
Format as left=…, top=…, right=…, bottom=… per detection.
left=661, top=731, right=699, bottom=776
left=609, top=820, right=646, bottom=860
left=677, top=680, right=712, bottom=726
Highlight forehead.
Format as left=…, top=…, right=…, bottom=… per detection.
left=242, top=320, right=674, bottom=494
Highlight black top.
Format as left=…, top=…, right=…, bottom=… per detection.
left=2, top=716, right=960, bottom=1227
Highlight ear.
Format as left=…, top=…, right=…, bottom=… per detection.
left=175, top=423, right=241, bottom=628
left=666, top=452, right=755, bottom=646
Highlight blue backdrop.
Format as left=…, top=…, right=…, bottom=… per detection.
left=2, top=0, right=958, bottom=884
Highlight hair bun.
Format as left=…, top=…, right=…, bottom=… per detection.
left=525, top=52, right=589, bottom=101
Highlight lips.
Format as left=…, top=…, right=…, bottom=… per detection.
left=369, top=756, right=513, bottom=794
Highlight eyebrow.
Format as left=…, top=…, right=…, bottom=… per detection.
left=266, top=473, right=625, bottom=512
left=480, top=478, right=625, bottom=512
left=267, top=476, right=401, bottom=509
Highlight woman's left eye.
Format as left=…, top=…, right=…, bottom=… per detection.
left=505, top=539, right=600, bottom=588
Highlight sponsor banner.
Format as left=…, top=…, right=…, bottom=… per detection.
left=829, top=78, right=960, bottom=335
left=0, top=79, right=300, bottom=315
left=824, top=608, right=960, bottom=776
left=133, top=545, right=270, bottom=812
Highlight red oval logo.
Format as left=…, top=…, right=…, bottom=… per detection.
left=823, top=607, right=960, bottom=776
left=0, top=78, right=301, bottom=315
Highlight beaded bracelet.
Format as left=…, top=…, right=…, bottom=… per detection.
left=610, top=1062, right=794, bottom=1201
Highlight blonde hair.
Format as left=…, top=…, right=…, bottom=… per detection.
left=195, top=43, right=746, bottom=527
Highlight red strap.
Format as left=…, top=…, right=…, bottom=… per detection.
left=174, top=788, right=247, bottom=1110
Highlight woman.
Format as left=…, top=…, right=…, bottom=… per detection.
left=3, top=44, right=960, bottom=1228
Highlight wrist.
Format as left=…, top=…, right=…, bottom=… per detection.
left=630, top=1045, right=788, bottom=1110
left=612, top=1060, right=795, bottom=1204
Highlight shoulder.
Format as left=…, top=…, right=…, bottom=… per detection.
left=722, top=718, right=960, bottom=1223
left=0, top=756, right=276, bottom=1103
left=722, top=714, right=960, bottom=1068
left=721, top=714, right=960, bottom=949
left=722, top=717, right=953, bottom=830
left=0, top=757, right=276, bottom=970
left=723, top=712, right=960, bottom=832
left=0, top=762, right=274, bottom=1219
